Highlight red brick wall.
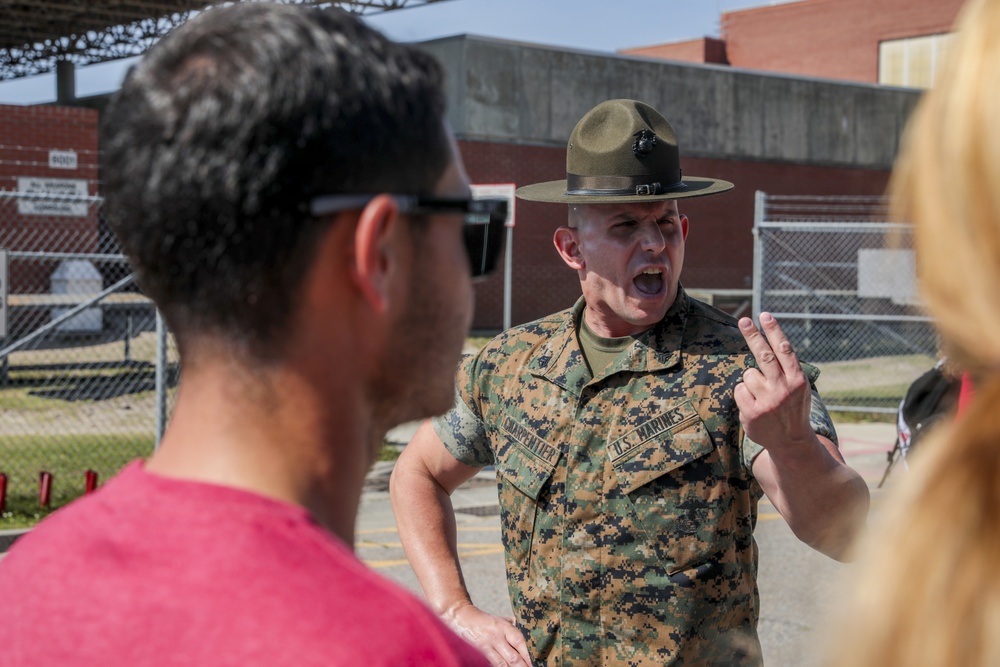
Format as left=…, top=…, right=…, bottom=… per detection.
left=0, top=105, right=100, bottom=195
left=620, top=38, right=729, bottom=65
left=721, top=0, right=966, bottom=82
left=459, top=139, right=891, bottom=332
left=0, top=104, right=100, bottom=292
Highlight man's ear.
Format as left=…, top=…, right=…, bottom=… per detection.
left=680, top=213, right=690, bottom=241
left=352, top=194, right=400, bottom=313
left=553, top=226, right=585, bottom=270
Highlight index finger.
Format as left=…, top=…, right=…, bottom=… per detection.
left=738, top=313, right=794, bottom=379
left=756, top=312, right=800, bottom=375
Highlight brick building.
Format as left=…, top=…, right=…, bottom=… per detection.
left=1, top=30, right=922, bottom=333
left=0, top=104, right=100, bottom=293
left=421, top=35, right=919, bottom=331
left=621, top=0, right=967, bottom=88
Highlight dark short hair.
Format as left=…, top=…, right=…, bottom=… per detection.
left=101, top=3, right=450, bottom=359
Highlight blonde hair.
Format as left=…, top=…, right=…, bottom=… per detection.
left=893, top=0, right=1000, bottom=369
left=828, top=0, right=1000, bottom=664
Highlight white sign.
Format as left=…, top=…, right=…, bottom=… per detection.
left=471, top=183, right=516, bottom=227
left=48, top=150, right=78, bottom=170
left=471, top=183, right=517, bottom=331
left=857, top=248, right=919, bottom=305
left=16, top=177, right=88, bottom=217
left=0, top=249, right=7, bottom=339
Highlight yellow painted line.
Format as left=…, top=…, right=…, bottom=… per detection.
left=758, top=513, right=782, bottom=521
left=356, top=526, right=398, bottom=536
left=357, top=525, right=500, bottom=536
left=457, top=546, right=504, bottom=557
left=365, top=557, right=412, bottom=568
left=358, top=541, right=501, bottom=549
left=364, top=544, right=504, bottom=569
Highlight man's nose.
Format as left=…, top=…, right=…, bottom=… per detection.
left=639, top=220, right=666, bottom=252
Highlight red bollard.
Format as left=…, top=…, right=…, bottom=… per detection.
left=0, top=473, right=7, bottom=514
left=39, top=471, right=53, bottom=507
left=85, top=470, right=99, bottom=494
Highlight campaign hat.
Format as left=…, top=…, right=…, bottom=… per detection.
left=516, top=99, right=734, bottom=204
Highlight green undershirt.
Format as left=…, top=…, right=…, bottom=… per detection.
left=577, top=314, right=635, bottom=378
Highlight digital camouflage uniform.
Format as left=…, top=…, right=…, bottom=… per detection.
left=433, top=289, right=837, bottom=667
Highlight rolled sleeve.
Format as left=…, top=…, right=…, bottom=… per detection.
left=431, top=354, right=494, bottom=468
left=741, top=363, right=840, bottom=471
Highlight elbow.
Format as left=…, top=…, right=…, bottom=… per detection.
left=389, top=446, right=455, bottom=510
left=796, top=477, right=872, bottom=562
left=800, top=529, right=857, bottom=563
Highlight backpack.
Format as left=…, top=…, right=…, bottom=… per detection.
left=879, top=360, right=961, bottom=486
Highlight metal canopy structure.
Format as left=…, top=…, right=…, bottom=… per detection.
left=0, top=0, right=450, bottom=80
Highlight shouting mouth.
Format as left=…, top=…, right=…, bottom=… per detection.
left=634, top=268, right=664, bottom=296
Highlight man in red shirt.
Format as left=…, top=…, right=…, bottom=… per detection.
left=0, top=4, right=504, bottom=665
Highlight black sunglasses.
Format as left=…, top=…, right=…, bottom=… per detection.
left=309, top=194, right=508, bottom=278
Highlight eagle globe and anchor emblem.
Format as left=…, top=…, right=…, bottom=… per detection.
left=632, top=129, right=657, bottom=158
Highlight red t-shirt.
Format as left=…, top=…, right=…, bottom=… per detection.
left=0, top=462, right=487, bottom=667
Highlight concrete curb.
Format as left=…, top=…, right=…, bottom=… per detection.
left=0, top=528, right=30, bottom=554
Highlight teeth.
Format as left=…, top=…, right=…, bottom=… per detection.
left=641, top=268, right=661, bottom=275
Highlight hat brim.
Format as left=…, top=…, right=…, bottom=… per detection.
left=515, top=176, right=734, bottom=204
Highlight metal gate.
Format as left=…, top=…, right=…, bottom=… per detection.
left=752, top=192, right=939, bottom=414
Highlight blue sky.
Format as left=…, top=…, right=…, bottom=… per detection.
left=0, top=0, right=800, bottom=104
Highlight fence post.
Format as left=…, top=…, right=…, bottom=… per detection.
left=124, top=315, right=132, bottom=362
left=39, top=471, right=53, bottom=507
left=155, top=310, right=168, bottom=449
left=752, top=190, right=766, bottom=321
left=85, top=469, right=99, bottom=494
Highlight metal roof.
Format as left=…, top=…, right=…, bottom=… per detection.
left=0, top=0, right=449, bottom=80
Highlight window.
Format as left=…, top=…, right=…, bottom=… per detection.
left=879, top=33, right=954, bottom=89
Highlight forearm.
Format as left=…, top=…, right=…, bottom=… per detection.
left=390, top=451, right=475, bottom=617
left=755, top=435, right=870, bottom=560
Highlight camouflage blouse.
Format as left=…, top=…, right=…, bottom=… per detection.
left=433, top=290, right=836, bottom=666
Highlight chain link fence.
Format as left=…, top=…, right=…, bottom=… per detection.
left=0, top=188, right=178, bottom=525
left=752, top=192, right=938, bottom=415
left=0, top=182, right=941, bottom=520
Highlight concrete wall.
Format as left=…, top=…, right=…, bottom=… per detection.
left=419, top=35, right=921, bottom=169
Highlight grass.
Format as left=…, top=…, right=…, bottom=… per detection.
left=829, top=411, right=895, bottom=424
left=377, top=442, right=403, bottom=462
left=0, top=388, right=63, bottom=412
left=0, top=433, right=154, bottom=529
left=814, top=354, right=935, bottom=418
left=7, top=331, right=176, bottom=367
left=822, top=382, right=910, bottom=411
left=0, top=434, right=403, bottom=531
left=0, top=334, right=915, bottom=534
left=466, top=336, right=492, bottom=351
